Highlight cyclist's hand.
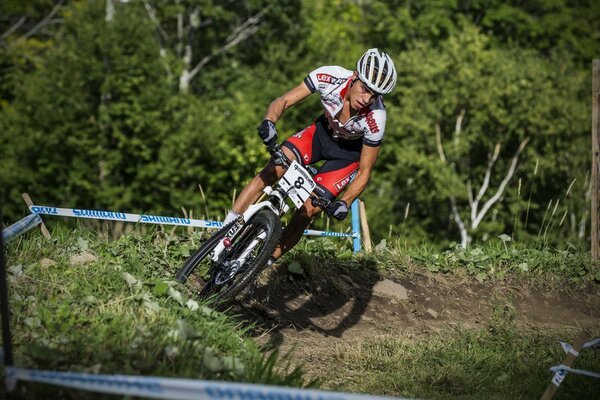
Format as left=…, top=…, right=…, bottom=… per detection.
left=273, top=152, right=285, bottom=167
left=326, top=200, right=348, bottom=220
left=257, top=119, right=278, bottom=150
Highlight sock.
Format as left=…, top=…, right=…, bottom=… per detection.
left=223, top=209, right=240, bottom=225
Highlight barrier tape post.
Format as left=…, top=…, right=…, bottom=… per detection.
left=22, top=193, right=51, bottom=240
left=358, top=199, right=372, bottom=252
left=351, top=200, right=361, bottom=254
left=540, top=333, right=588, bottom=400
left=0, top=213, right=16, bottom=396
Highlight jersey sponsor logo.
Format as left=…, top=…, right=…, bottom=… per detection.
left=334, top=175, right=352, bottom=191
left=293, top=127, right=307, bottom=138
left=316, top=73, right=346, bottom=85
left=333, top=170, right=357, bottom=191
left=365, top=111, right=380, bottom=133
left=323, top=93, right=342, bottom=107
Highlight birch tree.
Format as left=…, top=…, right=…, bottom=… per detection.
left=436, top=115, right=529, bottom=247
left=367, top=25, right=588, bottom=245
left=0, top=0, right=66, bottom=49
left=1, top=0, right=67, bottom=103
left=141, top=0, right=268, bottom=94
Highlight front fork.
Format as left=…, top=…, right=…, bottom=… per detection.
left=209, top=188, right=284, bottom=263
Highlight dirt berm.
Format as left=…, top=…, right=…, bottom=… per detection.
left=228, top=259, right=600, bottom=381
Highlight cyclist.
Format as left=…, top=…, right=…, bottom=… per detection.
left=224, top=48, right=397, bottom=266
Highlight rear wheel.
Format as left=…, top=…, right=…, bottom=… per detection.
left=202, top=210, right=281, bottom=301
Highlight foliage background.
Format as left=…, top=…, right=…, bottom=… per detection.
left=1, top=0, right=599, bottom=248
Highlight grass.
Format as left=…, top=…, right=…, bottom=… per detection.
left=285, top=234, right=598, bottom=290
left=319, top=327, right=600, bottom=400
left=281, top=237, right=600, bottom=399
left=2, top=223, right=599, bottom=399
left=2, top=224, right=316, bottom=399
left=348, top=237, right=597, bottom=284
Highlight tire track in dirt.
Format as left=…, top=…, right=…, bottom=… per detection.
left=231, top=265, right=600, bottom=352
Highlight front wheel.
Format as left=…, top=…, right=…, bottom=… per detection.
left=176, top=220, right=238, bottom=284
left=201, top=210, right=281, bottom=301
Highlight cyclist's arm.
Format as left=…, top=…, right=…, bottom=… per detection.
left=264, top=82, right=312, bottom=123
left=338, top=145, right=380, bottom=206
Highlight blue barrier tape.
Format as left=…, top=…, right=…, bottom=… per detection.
left=550, top=367, right=567, bottom=387
left=7, top=367, right=411, bottom=400
left=583, top=338, right=600, bottom=348
left=28, top=205, right=354, bottom=238
left=550, top=365, right=600, bottom=380
left=1, top=213, right=42, bottom=243
left=559, top=338, right=600, bottom=355
left=304, top=229, right=355, bottom=238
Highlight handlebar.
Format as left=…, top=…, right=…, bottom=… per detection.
left=268, top=144, right=331, bottom=210
left=269, top=144, right=292, bottom=169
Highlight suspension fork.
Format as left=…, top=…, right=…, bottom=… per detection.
left=232, top=229, right=269, bottom=264
left=209, top=200, right=280, bottom=262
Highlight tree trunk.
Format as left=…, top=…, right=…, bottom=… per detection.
left=179, top=70, right=191, bottom=93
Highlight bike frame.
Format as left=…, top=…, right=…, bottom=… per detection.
left=208, top=200, right=278, bottom=263
left=208, top=148, right=317, bottom=264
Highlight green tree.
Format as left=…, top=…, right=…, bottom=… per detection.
left=1, top=1, right=171, bottom=217
left=365, top=27, right=589, bottom=246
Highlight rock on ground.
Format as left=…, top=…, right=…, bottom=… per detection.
left=69, top=252, right=98, bottom=266
left=40, top=258, right=57, bottom=267
left=372, top=279, right=409, bottom=300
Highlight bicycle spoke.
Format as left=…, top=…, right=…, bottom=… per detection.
left=180, top=210, right=280, bottom=301
left=224, top=223, right=264, bottom=260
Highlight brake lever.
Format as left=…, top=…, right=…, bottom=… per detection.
left=311, top=196, right=331, bottom=210
left=268, top=143, right=280, bottom=155
left=269, top=144, right=288, bottom=167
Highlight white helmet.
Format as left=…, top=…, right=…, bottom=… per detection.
left=356, top=48, right=397, bottom=94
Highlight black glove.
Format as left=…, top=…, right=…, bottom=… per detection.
left=326, top=200, right=348, bottom=220
left=257, top=119, right=278, bottom=149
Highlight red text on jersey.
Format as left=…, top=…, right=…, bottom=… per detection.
left=365, top=111, right=380, bottom=133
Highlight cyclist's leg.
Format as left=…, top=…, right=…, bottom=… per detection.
left=271, top=123, right=361, bottom=260
left=271, top=197, right=322, bottom=260
left=281, top=121, right=324, bottom=166
left=232, top=121, right=322, bottom=215
left=232, top=150, right=294, bottom=214
left=271, top=159, right=359, bottom=260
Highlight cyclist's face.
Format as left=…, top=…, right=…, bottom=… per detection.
left=350, top=79, right=377, bottom=110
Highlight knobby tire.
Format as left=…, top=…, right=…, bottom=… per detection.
left=177, top=210, right=281, bottom=301
left=175, top=220, right=237, bottom=284
left=214, top=210, right=281, bottom=300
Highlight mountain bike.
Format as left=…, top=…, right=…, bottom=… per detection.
left=175, top=145, right=331, bottom=300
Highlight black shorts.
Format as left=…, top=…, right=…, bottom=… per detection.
left=282, top=114, right=362, bottom=200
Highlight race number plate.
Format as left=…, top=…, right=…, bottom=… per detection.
left=279, top=160, right=316, bottom=208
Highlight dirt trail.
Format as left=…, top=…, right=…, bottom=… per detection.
left=230, top=264, right=600, bottom=358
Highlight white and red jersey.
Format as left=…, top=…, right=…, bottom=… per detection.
left=303, top=65, right=387, bottom=146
